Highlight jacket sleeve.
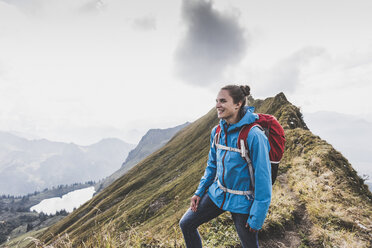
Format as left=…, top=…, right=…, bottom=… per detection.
left=247, top=127, right=272, bottom=230
left=194, top=127, right=218, bottom=197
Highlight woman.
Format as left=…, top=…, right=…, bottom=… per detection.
left=179, top=85, right=272, bottom=248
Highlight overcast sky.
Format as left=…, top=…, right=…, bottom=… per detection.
left=1, top=0, right=371, bottom=145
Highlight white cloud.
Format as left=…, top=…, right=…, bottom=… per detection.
left=0, top=0, right=107, bottom=17
left=0, top=0, right=188, bottom=145
left=0, top=0, right=371, bottom=145
left=0, top=0, right=44, bottom=16
left=132, top=15, right=156, bottom=31
left=286, top=49, right=372, bottom=118
left=260, top=47, right=326, bottom=95
left=78, top=0, right=107, bottom=14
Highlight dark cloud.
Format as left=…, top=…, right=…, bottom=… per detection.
left=174, top=0, right=248, bottom=86
left=132, top=15, right=156, bottom=31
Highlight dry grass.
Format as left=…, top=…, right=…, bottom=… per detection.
left=263, top=180, right=297, bottom=231
left=286, top=130, right=372, bottom=247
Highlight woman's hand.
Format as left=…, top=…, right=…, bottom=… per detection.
left=245, top=223, right=259, bottom=233
left=190, top=195, right=201, bottom=212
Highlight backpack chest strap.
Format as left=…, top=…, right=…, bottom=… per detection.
left=215, top=143, right=242, bottom=154
left=217, top=180, right=254, bottom=199
left=214, top=140, right=249, bottom=159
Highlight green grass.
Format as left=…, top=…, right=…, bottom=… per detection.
left=26, top=93, right=372, bottom=248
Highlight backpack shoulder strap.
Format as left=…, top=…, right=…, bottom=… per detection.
left=237, top=123, right=264, bottom=192
left=237, top=123, right=263, bottom=154
left=212, top=125, right=221, bottom=149
left=215, top=125, right=221, bottom=134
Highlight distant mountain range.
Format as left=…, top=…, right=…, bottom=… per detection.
left=95, top=122, right=189, bottom=192
left=0, top=132, right=135, bottom=196
left=1, top=123, right=190, bottom=245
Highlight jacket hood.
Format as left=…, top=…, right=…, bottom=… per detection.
left=219, top=106, right=258, bottom=132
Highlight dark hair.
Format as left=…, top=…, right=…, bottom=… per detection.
left=221, top=84, right=251, bottom=118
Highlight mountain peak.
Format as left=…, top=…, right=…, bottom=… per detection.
left=94, top=122, right=190, bottom=193
left=249, top=92, right=308, bottom=130
left=29, top=94, right=372, bottom=248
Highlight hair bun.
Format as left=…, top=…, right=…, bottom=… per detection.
left=240, top=85, right=250, bottom=96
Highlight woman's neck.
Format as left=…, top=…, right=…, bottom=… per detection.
left=225, top=114, right=240, bottom=124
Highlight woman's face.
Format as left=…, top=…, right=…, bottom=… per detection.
left=216, top=90, right=241, bottom=123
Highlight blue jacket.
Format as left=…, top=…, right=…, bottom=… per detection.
left=195, top=106, right=272, bottom=230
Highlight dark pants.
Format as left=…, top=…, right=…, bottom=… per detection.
left=179, top=193, right=259, bottom=248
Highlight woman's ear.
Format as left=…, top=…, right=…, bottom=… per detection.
left=235, top=101, right=242, bottom=110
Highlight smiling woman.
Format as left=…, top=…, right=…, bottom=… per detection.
left=216, top=85, right=251, bottom=122
left=179, top=85, right=272, bottom=248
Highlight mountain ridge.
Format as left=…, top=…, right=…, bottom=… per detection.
left=303, top=111, right=372, bottom=190
left=24, top=93, right=372, bottom=247
left=121, top=122, right=190, bottom=170
left=95, top=122, right=189, bottom=192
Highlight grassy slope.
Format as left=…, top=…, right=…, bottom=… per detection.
left=1, top=228, right=47, bottom=248
left=29, top=93, right=371, bottom=248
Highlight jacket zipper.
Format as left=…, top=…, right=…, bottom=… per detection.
left=220, top=125, right=228, bottom=209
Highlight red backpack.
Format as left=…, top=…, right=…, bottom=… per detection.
left=214, top=114, right=285, bottom=185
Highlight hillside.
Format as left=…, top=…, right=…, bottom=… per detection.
left=0, top=134, right=134, bottom=196
left=95, top=123, right=189, bottom=192
left=24, top=93, right=372, bottom=248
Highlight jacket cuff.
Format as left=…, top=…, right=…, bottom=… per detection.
left=247, top=215, right=262, bottom=230
left=194, top=189, right=205, bottom=198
